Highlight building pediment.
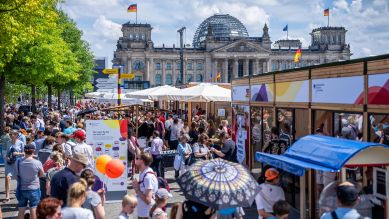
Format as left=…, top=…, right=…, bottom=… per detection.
left=212, top=39, right=270, bottom=54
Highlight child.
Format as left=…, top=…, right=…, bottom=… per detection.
left=269, top=200, right=289, bottom=219
left=149, top=188, right=173, bottom=219
left=117, top=195, right=138, bottom=219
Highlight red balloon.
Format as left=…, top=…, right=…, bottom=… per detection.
left=105, top=159, right=125, bottom=178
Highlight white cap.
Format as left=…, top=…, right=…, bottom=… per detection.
left=155, top=188, right=173, bottom=199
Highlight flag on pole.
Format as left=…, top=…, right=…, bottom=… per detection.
left=128, top=4, right=137, bottom=12
left=283, top=25, right=288, bottom=32
left=216, top=72, right=221, bottom=81
left=324, top=8, right=329, bottom=16
left=294, top=48, right=302, bottom=63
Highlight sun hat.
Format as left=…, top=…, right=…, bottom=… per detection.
left=71, top=152, right=89, bottom=166
left=155, top=188, right=173, bottom=199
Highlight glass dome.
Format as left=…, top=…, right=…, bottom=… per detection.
left=193, top=14, right=249, bottom=48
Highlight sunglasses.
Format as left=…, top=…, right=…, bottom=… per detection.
left=135, top=157, right=141, bottom=160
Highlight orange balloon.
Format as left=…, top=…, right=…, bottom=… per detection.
left=95, top=155, right=112, bottom=174
left=105, top=159, right=125, bottom=179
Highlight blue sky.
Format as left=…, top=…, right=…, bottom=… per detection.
left=61, top=0, right=389, bottom=66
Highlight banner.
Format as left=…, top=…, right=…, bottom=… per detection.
left=312, top=76, right=364, bottom=104
left=232, top=85, right=250, bottom=102
left=276, top=80, right=309, bottom=102
left=368, top=73, right=389, bottom=105
left=250, top=84, right=274, bottom=102
left=86, top=120, right=128, bottom=202
left=232, top=105, right=250, bottom=165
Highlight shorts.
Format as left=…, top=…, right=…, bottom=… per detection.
left=17, top=189, right=41, bottom=208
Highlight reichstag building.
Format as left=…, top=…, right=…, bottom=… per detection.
left=113, top=14, right=351, bottom=87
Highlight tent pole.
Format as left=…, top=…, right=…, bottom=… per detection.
left=136, top=105, right=139, bottom=138
left=300, top=173, right=306, bottom=219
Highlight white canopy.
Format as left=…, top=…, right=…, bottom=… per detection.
left=167, top=83, right=231, bottom=102
left=125, top=85, right=180, bottom=100
left=85, top=89, right=136, bottom=99
left=95, top=97, right=152, bottom=105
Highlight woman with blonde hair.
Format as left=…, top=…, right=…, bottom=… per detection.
left=61, top=179, right=94, bottom=219
left=80, top=169, right=106, bottom=219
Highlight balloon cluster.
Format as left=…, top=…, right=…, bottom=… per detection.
left=95, top=155, right=125, bottom=178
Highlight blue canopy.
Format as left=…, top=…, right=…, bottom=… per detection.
left=256, top=135, right=388, bottom=176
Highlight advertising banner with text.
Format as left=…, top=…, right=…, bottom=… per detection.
left=232, top=85, right=250, bottom=102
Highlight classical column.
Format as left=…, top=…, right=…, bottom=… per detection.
left=162, top=60, right=166, bottom=85
left=212, top=59, right=217, bottom=82
left=258, top=60, right=263, bottom=74
left=253, top=59, right=258, bottom=75
left=223, top=59, right=228, bottom=82
left=127, top=57, right=132, bottom=73
left=244, top=59, right=249, bottom=76
left=172, top=60, right=176, bottom=85
left=266, top=60, right=270, bottom=73
left=233, top=58, right=239, bottom=79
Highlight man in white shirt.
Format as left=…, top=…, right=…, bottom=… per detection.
left=72, top=130, right=93, bottom=169
left=132, top=152, right=159, bottom=219
left=255, top=168, right=285, bottom=219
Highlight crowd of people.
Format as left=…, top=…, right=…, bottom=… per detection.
left=0, top=101, right=372, bottom=219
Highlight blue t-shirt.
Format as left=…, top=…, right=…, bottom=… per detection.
left=50, top=167, right=79, bottom=206
left=64, top=127, right=76, bottom=135
left=320, top=208, right=362, bottom=219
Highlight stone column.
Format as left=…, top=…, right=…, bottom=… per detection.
left=212, top=59, right=217, bottom=82
left=244, top=59, right=249, bottom=76
left=258, top=60, right=263, bottom=74
left=172, top=60, right=176, bottom=85
left=224, top=59, right=228, bottom=82
left=266, top=60, right=271, bottom=72
left=253, top=59, right=258, bottom=75
left=205, top=57, right=211, bottom=83
left=162, top=60, right=166, bottom=85
left=233, top=58, right=239, bottom=79
left=127, top=57, right=132, bottom=73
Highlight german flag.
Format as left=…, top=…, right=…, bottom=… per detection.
left=294, top=48, right=302, bottom=63
left=128, top=4, right=137, bottom=12
left=324, top=8, right=329, bottom=16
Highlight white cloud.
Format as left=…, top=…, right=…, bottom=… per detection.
left=334, top=0, right=349, bottom=11
left=92, top=16, right=122, bottom=41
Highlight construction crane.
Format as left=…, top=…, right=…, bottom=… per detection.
left=177, top=27, right=186, bottom=86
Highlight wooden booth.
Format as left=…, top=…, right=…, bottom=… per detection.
left=231, top=54, right=389, bottom=218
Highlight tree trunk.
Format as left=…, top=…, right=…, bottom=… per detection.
left=57, top=88, right=61, bottom=110
left=0, top=73, right=5, bottom=135
left=31, top=85, right=36, bottom=113
left=47, top=84, right=52, bottom=109
left=69, top=89, right=74, bottom=106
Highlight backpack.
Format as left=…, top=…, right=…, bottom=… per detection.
left=182, top=200, right=215, bottom=219
left=6, top=147, right=17, bottom=164
left=140, top=171, right=171, bottom=192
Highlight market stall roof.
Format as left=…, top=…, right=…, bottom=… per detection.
left=256, top=135, right=389, bottom=176
left=167, top=83, right=231, bottom=102
left=125, top=85, right=180, bottom=100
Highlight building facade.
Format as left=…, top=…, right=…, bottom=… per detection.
left=113, top=14, right=351, bottom=87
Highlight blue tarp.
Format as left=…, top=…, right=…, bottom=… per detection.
left=255, top=135, right=388, bottom=176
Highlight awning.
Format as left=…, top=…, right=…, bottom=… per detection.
left=256, top=135, right=389, bottom=176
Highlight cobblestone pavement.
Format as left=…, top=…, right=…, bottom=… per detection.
left=0, top=167, right=257, bottom=218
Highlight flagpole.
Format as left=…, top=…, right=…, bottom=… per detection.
left=328, top=12, right=330, bottom=27
left=136, top=9, right=138, bottom=24
left=287, top=29, right=289, bottom=40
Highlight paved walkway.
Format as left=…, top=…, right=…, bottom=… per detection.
left=0, top=167, right=258, bottom=218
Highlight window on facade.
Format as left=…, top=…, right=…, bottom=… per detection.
left=129, top=34, right=133, bottom=40
left=166, top=63, right=172, bottom=70
left=272, top=62, right=278, bottom=71
left=196, top=62, right=203, bottom=70
left=333, top=35, right=336, bottom=44
left=134, top=76, right=142, bottom=81
left=176, top=74, right=182, bottom=85
left=196, top=74, right=203, bottom=82
left=282, top=63, right=287, bottom=70
left=135, top=34, right=139, bottom=40
left=187, top=74, right=193, bottom=83
left=166, top=74, right=172, bottom=85
left=155, top=74, right=162, bottom=85
left=141, top=34, right=145, bottom=40
left=338, top=35, right=342, bottom=44
left=155, top=63, right=161, bottom=70
left=176, top=62, right=181, bottom=70
left=187, top=63, right=193, bottom=70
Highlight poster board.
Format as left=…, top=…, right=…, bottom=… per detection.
left=275, top=80, right=309, bottom=102
left=368, top=73, right=389, bottom=105
left=86, top=120, right=128, bottom=202
left=311, top=76, right=364, bottom=104
left=232, top=105, right=250, bottom=166
left=232, top=85, right=250, bottom=102
left=250, top=84, right=274, bottom=102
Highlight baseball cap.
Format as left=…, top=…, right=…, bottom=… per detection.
left=71, top=152, right=89, bottom=166
left=265, top=168, right=279, bottom=181
left=155, top=188, right=173, bottom=199
left=72, top=130, right=86, bottom=140
left=24, top=144, right=36, bottom=150
left=336, top=182, right=359, bottom=204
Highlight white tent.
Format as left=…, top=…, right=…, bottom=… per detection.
left=125, top=85, right=180, bottom=100
left=95, top=97, right=152, bottom=105
left=167, top=83, right=231, bottom=102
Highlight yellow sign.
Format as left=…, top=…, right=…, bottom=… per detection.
left=102, top=68, right=119, bottom=74
left=121, top=73, right=135, bottom=79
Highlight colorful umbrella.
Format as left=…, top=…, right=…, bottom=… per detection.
left=177, top=158, right=259, bottom=209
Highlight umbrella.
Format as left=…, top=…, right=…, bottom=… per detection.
left=77, top=109, right=97, bottom=117
left=177, top=158, right=259, bottom=209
